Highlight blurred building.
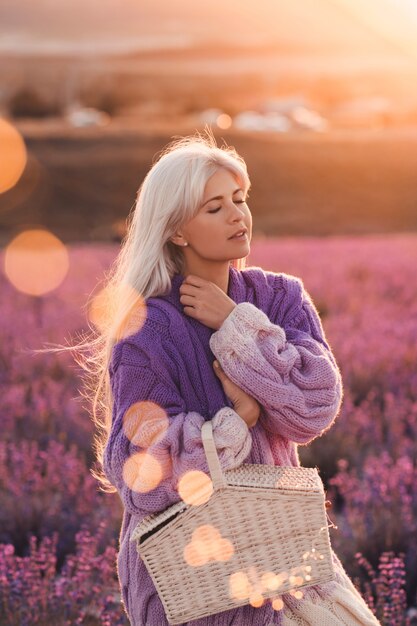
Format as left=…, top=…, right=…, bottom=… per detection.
left=329, top=96, right=394, bottom=129
left=233, top=96, right=328, bottom=133
left=65, top=104, right=110, bottom=128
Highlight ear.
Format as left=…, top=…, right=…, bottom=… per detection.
left=170, top=233, right=187, bottom=246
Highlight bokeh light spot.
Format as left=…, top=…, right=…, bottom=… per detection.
left=183, top=540, right=209, bottom=567
left=178, top=470, right=213, bottom=506
left=213, top=537, right=234, bottom=562
left=273, top=572, right=288, bottom=588
left=272, top=597, right=284, bottom=611
left=229, top=566, right=298, bottom=604
left=88, top=286, right=115, bottom=332
left=122, top=451, right=164, bottom=493
left=123, top=401, right=169, bottom=447
left=192, top=524, right=221, bottom=543
left=229, top=571, right=251, bottom=600
left=249, top=592, right=264, bottom=608
left=216, top=113, right=232, bottom=129
left=0, top=118, right=27, bottom=193
left=183, top=524, right=234, bottom=567
left=88, top=282, right=147, bottom=338
left=4, top=229, right=69, bottom=296
left=261, top=571, right=278, bottom=590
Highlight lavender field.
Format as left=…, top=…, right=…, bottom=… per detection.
left=1, top=233, right=416, bottom=625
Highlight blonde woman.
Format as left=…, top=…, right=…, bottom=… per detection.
left=91, top=129, right=381, bottom=625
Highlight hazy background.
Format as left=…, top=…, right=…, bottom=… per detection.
left=2, top=5, right=417, bottom=623
left=1, top=0, right=417, bottom=243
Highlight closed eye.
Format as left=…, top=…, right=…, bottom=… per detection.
left=208, top=200, right=247, bottom=214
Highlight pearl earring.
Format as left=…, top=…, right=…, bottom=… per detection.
left=183, top=242, right=188, bottom=246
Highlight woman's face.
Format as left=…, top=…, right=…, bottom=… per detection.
left=173, top=167, right=252, bottom=262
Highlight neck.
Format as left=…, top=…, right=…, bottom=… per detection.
left=181, top=261, right=231, bottom=294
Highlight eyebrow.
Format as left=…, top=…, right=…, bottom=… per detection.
left=202, top=188, right=243, bottom=207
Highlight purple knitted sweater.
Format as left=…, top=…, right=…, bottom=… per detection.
left=103, top=264, right=345, bottom=626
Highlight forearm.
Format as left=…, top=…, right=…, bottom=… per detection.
left=210, top=301, right=343, bottom=444
left=234, top=398, right=261, bottom=428
left=104, top=402, right=252, bottom=518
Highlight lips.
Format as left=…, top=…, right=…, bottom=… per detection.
left=229, top=228, right=248, bottom=239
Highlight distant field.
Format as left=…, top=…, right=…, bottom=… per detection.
left=1, top=233, right=416, bottom=622
left=1, top=125, right=417, bottom=245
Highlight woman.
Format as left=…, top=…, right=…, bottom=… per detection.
left=100, top=129, right=381, bottom=625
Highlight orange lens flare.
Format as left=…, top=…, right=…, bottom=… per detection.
left=0, top=118, right=27, bottom=194
left=4, top=229, right=69, bottom=296
left=178, top=470, right=213, bottom=506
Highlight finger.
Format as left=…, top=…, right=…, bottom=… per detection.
left=213, top=360, right=221, bottom=373
left=179, top=294, right=196, bottom=307
left=179, top=283, right=198, bottom=296
left=183, top=305, right=197, bottom=318
left=185, top=274, right=206, bottom=286
left=213, top=361, right=226, bottom=378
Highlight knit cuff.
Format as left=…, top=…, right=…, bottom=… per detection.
left=210, top=302, right=286, bottom=359
left=210, top=406, right=252, bottom=470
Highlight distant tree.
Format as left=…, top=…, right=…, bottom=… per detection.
left=80, top=90, right=120, bottom=115
left=8, top=87, right=61, bottom=118
left=79, top=76, right=124, bottom=115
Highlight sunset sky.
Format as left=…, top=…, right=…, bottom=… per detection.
left=0, top=0, right=417, bottom=59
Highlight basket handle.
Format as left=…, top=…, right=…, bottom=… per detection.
left=201, top=420, right=228, bottom=490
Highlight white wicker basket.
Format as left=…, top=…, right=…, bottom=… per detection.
left=131, top=419, right=336, bottom=624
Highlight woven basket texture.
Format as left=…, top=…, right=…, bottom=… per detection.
left=131, top=421, right=335, bottom=625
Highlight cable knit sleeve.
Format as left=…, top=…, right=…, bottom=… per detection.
left=103, top=342, right=252, bottom=519
left=209, top=276, right=343, bottom=445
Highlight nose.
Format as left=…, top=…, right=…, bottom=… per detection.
left=227, top=200, right=246, bottom=221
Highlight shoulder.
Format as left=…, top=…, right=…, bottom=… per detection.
left=108, top=298, right=176, bottom=378
left=239, top=264, right=304, bottom=294
left=238, top=265, right=306, bottom=325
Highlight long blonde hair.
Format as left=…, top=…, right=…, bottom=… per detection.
left=42, top=128, right=251, bottom=492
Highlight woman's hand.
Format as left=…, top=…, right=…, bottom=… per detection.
left=179, top=274, right=236, bottom=330
left=213, top=360, right=260, bottom=428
